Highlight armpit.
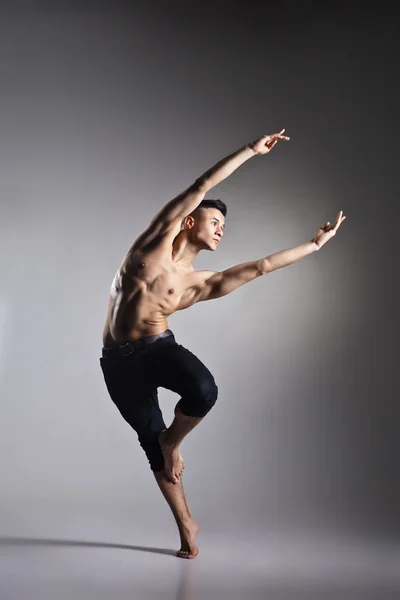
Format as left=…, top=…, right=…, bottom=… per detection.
left=177, top=270, right=217, bottom=309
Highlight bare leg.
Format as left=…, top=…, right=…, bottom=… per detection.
left=154, top=469, right=200, bottom=559
left=158, top=403, right=204, bottom=484
left=164, top=403, right=205, bottom=447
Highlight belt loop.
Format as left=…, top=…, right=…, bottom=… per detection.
left=119, top=343, right=134, bottom=356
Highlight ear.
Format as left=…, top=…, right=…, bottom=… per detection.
left=183, top=215, right=195, bottom=229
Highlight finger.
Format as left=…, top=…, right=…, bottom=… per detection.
left=272, top=132, right=290, bottom=140
left=261, top=134, right=272, bottom=144
left=333, top=211, right=343, bottom=231
left=267, top=130, right=284, bottom=138
left=337, top=215, right=346, bottom=229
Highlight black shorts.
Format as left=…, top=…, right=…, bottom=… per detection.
left=99, top=330, right=218, bottom=472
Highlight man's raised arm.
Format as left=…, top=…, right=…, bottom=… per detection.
left=149, top=129, right=290, bottom=231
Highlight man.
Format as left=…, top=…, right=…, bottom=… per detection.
left=100, top=129, right=346, bottom=559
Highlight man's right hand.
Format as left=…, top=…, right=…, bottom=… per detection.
left=249, top=129, right=290, bottom=154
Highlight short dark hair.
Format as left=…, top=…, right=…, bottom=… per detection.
left=195, top=198, right=227, bottom=217
left=181, top=198, right=227, bottom=230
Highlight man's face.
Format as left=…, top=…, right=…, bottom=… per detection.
left=191, top=208, right=225, bottom=250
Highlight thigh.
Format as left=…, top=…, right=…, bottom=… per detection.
left=100, top=357, right=165, bottom=433
left=154, top=341, right=217, bottom=398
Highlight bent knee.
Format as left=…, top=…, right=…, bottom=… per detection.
left=199, top=378, right=218, bottom=408
left=180, top=378, right=218, bottom=418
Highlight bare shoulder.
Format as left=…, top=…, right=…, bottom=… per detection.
left=125, top=178, right=207, bottom=256
left=119, top=219, right=181, bottom=274
left=192, top=269, right=218, bottom=285
left=128, top=219, right=182, bottom=256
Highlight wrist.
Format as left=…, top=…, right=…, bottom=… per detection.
left=246, top=143, right=258, bottom=156
left=310, top=239, right=320, bottom=251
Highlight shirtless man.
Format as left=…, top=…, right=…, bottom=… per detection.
left=100, top=130, right=346, bottom=559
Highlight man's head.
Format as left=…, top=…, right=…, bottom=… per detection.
left=181, top=199, right=227, bottom=251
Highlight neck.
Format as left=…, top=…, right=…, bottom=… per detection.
left=172, top=231, right=200, bottom=267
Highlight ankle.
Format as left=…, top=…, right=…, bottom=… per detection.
left=160, top=429, right=179, bottom=449
left=178, top=516, right=195, bottom=531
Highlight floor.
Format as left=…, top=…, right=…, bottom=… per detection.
left=1, top=529, right=399, bottom=600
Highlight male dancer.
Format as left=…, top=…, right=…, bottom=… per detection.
left=100, top=129, right=346, bottom=559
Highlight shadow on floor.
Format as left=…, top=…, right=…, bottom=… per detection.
left=0, top=535, right=197, bottom=599
left=0, top=535, right=177, bottom=557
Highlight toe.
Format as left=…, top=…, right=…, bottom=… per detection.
left=167, top=470, right=177, bottom=484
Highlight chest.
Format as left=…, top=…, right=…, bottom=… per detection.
left=122, top=254, right=195, bottom=298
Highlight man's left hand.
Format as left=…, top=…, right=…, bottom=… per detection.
left=312, top=211, right=346, bottom=249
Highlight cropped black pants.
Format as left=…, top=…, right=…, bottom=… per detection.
left=100, top=330, right=218, bottom=472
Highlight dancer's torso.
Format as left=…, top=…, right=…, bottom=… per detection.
left=102, top=230, right=211, bottom=347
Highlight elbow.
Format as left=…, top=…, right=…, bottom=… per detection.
left=259, top=258, right=273, bottom=275
left=258, top=259, right=267, bottom=275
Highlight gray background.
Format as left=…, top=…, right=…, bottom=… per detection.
left=0, top=1, right=398, bottom=593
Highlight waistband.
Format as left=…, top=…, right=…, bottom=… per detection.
left=102, top=329, right=174, bottom=358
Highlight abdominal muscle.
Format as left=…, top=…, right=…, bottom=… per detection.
left=102, top=288, right=173, bottom=347
left=101, top=249, right=203, bottom=347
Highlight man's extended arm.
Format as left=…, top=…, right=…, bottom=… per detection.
left=149, top=130, right=289, bottom=230
left=199, top=241, right=318, bottom=301
left=261, top=241, right=319, bottom=273
left=198, top=211, right=346, bottom=302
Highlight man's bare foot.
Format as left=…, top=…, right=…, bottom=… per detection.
left=158, top=430, right=185, bottom=484
left=176, top=519, right=200, bottom=559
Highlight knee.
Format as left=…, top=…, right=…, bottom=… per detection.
left=180, top=377, right=218, bottom=418
left=199, top=377, right=218, bottom=409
